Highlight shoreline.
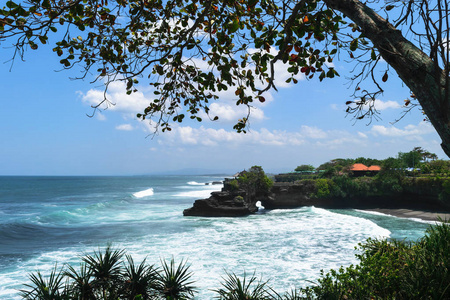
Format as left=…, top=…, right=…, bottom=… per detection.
left=362, top=208, right=450, bottom=222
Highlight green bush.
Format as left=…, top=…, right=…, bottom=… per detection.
left=314, top=179, right=331, bottom=198
left=234, top=166, right=273, bottom=196
left=302, top=221, right=450, bottom=299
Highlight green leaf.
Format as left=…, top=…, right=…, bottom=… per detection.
left=6, top=1, right=18, bottom=9
left=229, top=18, right=240, bottom=33
left=38, top=35, right=47, bottom=44
left=371, top=49, right=376, bottom=60
left=350, top=39, right=358, bottom=51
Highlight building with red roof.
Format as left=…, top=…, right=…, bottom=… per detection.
left=350, top=163, right=381, bottom=176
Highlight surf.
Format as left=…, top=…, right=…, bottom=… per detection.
left=132, top=188, right=154, bottom=198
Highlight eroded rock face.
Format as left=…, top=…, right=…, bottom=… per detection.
left=184, top=179, right=450, bottom=217
left=183, top=190, right=259, bottom=217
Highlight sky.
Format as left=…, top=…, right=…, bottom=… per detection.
left=0, top=16, right=446, bottom=176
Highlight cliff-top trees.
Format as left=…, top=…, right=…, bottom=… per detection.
left=1, top=1, right=449, bottom=155
left=295, top=164, right=315, bottom=172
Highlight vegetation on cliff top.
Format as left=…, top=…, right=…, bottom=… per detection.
left=277, top=147, right=450, bottom=207
left=228, top=166, right=273, bottom=196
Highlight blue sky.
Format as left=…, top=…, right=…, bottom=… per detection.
left=0, top=26, right=446, bottom=175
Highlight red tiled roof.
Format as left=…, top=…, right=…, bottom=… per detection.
left=367, top=165, right=381, bottom=171
left=350, top=164, right=381, bottom=171
left=350, top=163, right=368, bottom=171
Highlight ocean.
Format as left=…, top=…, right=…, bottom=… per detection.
left=0, top=175, right=433, bottom=299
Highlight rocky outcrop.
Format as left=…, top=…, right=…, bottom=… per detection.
left=183, top=187, right=268, bottom=217
left=183, top=177, right=275, bottom=217
left=183, top=190, right=259, bottom=217
left=184, top=177, right=450, bottom=217
left=262, top=181, right=450, bottom=212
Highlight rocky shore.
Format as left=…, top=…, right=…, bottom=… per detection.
left=183, top=179, right=450, bottom=220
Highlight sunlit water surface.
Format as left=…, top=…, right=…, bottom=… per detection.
left=0, top=176, right=432, bottom=299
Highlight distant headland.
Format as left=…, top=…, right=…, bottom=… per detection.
left=184, top=147, right=450, bottom=220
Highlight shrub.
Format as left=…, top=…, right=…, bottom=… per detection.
left=234, top=166, right=273, bottom=196
left=21, top=247, right=196, bottom=300
left=314, top=179, right=331, bottom=198
left=302, top=221, right=450, bottom=299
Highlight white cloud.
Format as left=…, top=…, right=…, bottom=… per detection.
left=81, top=81, right=150, bottom=116
left=370, top=121, right=435, bottom=137
left=358, top=132, right=368, bottom=139
left=299, top=125, right=328, bottom=139
left=205, top=103, right=266, bottom=123
left=116, top=124, right=134, bottom=131
left=372, top=100, right=401, bottom=110
left=96, top=112, right=107, bottom=121
left=332, top=99, right=402, bottom=112
left=157, top=125, right=359, bottom=148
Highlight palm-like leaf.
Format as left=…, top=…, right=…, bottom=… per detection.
left=82, top=245, right=124, bottom=282
left=156, top=258, right=196, bottom=299
left=20, top=265, right=66, bottom=300
left=214, top=271, right=270, bottom=300
left=64, top=263, right=96, bottom=300
left=81, top=245, right=125, bottom=299
left=121, top=254, right=159, bottom=300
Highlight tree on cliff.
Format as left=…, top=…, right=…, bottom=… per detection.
left=231, top=166, right=273, bottom=195
left=1, top=1, right=449, bottom=155
left=295, top=164, right=315, bottom=172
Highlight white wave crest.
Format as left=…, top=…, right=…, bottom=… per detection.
left=175, top=190, right=215, bottom=198
left=133, top=188, right=154, bottom=198
left=187, top=181, right=204, bottom=185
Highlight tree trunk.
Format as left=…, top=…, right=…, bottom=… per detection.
left=324, top=0, right=450, bottom=157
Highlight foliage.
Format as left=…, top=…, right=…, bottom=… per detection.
left=21, top=247, right=197, bottom=300
left=82, top=244, right=125, bottom=298
left=227, top=179, right=240, bottom=192
left=156, top=258, right=196, bottom=300
left=426, top=160, right=450, bottom=175
left=398, top=150, right=423, bottom=169
left=0, top=0, right=345, bottom=133
left=121, top=255, right=159, bottom=300
left=353, top=157, right=382, bottom=167
left=294, top=165, right=315, bottom=172
left=20, top=265, right=66, bottom=300
left=312, top=178, right=332, bottom=198
left=236, top=166, right=273, bottom=195
left=2, top=0, right=450, bottom=157
left=214, top=272, right=270, bottom=300
left=302, top=221, right=450, bottom=299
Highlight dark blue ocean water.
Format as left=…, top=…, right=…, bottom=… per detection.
left=0, top=176, right=432, bottom=299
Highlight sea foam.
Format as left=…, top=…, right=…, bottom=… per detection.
left=133, top=188, right=154, bottom=198
left=187, top=181, right=204, bottom=185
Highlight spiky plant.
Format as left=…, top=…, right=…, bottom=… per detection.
left=81, top=245, right=125, bottom=299
left=155, top=258, right=196, bottom=299
left=20, top=265, right=66, bottom=300
left=279, top=289, right=304, bottom=300
left=63, top=263, right=95, bottom=300
left=214, top=271, right=270, bottom=300
left=120, top=255, right=159, bottom=300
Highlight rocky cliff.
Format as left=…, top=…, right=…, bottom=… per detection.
left=183, top=179, right=274, bottom=217
left=262, top=179, right=450, bottom=212
left=184, top=177, right=450, bottom=217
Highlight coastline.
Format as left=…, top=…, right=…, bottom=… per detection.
left=362, top=208, right=450, bottom=222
